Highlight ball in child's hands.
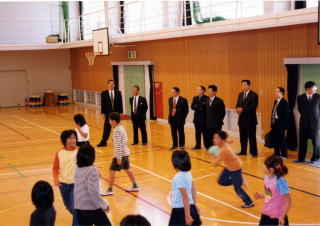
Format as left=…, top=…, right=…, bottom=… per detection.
left=208, top=146, right=220, bottom=157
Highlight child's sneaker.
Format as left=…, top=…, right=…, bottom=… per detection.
left=101, top=188, right=113, bottom=196
left=125, top=186, right=139, bottom=192
left=241, top=202, right=255, bottom=208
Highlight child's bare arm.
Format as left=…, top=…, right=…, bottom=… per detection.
left=211, top=151, right=223, bottom=167
left=191, top=182, right=196, bottom=204
left=179, top=188, right=193, bottom=225
left=279, top=194, right=291, bottom=226
left=253, top=192, right=265, bottom=200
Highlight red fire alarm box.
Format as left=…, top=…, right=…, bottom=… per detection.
left=154, top=81, right=163, bottom=119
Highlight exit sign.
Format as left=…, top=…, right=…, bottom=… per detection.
left=128, top=51, right=136, bottom=59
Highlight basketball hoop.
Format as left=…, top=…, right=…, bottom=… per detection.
left=85, top=52, right=101, bottom=66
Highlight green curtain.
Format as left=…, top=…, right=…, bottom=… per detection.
left=192, top=1, right=225, bottom=24
left=301, top=65, right=320, bottom=153
left=61, top=1, right=69, bottom=42
left=123, top=66, right=146, bottom=114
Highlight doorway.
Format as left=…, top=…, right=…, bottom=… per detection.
left=0, top=70, right=28, bottom=107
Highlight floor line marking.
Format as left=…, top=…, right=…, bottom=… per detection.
left=130, top=163, right=260, bottom=220
left=7, top=163, right=26, bottom=178
left=0, top=138, right=57, bottom=146
left=12, top=115, right=60, bottom=135
left=0, top=161, right=111, bottom=177
left=0, top=121, right=31, bottom=140
left=193, top=173, right=216, bottom=181
left=12, top=114, right=103, bottom=153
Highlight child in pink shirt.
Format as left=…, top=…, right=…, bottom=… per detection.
left=254, top=155, right=291, bottom=226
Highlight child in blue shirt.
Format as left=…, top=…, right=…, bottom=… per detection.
left=169, top=150, right=201, bottom=226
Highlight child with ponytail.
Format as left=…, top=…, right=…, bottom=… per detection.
left=254, top=155, right=291, bottom=226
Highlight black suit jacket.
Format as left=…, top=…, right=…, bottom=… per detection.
left=270, top=98, right=290, bottom=129
left=130, top=96, right=148, bottom=122
left=206, top=96, right=226, bottom=130
left=101, top=89, right=123, bottom=115
left=168, top=96, right=189, bottom=125
left=236, top=90, right=258, bottom=126
left=191, top=95, right=209, bottom=124
left=297, top=93, right=320, bottom=130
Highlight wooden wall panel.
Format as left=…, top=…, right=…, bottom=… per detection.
left=70, top=23, right=320, bottom=136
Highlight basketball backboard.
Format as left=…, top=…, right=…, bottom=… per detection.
left=92, top=27, right=109, bottom=55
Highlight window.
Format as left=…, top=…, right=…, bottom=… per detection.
left=194, top=0, right=263, bottom=24
left=197, top=1, right=238, bottom=21
left=124, top=1, right=163, bottom=34
left=307, top=0, right=318, bottom=8
left=240, top=0, right=264, bottom=18
left=81, top=1, right=105, bottom=40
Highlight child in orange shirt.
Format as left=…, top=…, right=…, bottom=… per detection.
left=52, top=130, right=78, bottom=226
left=211, top=131, right=254, bottom=208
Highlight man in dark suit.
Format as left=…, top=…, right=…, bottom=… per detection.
left=271, top=87, right=290, bottom=158
left=130, top=85, right=148, bottom=145
left=97, top=79, right=123, bottom=147
left=168, top=87, right=189, bottom=150
left=296, top=81, right=320, bottom=163
left=205, top=85, right=226, bottom=149
left=236, top=80, right=258, bottom=157
left=191, top=86, right=209, bottom=150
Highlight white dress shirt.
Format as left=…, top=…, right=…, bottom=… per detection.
left=132, top=95, right=139, bottom=112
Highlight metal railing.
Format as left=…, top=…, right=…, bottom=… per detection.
left=0, top=0, right=317, bottom=45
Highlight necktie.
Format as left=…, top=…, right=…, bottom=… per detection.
left=134, top=97, right=138, bottom=115
left=172, top=99, right=177, bottom=116
left=110, top=91, right=114, bottom=110
left=209, top=98, right=213, bottom=106
left=309, top=95, right=312, bottom=102
left=243, top=92, right=247, bottom=101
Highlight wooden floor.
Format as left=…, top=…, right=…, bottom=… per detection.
left=0, top=104, right=319, bottom=226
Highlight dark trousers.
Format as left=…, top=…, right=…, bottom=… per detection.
left=271, top=121, right=287, bottom=157
left=170, top=121, right=185, bottom=147
left=100, top=115, right=111, bottom=144
left=205, top=126, right=222, bottom=149
left=76, top=141, right=90, bottom=147
left=59, top=183, right=78, bottom=226
left=132, top=119, right=148, bottom=144
left=76, top=209, right=111, bottom=226
left=299, top=127, right=320, bottom=161
left=239, top=124, right=258, bottom=156
left=194, top=120, right=206, bottom=148
left=169, top=204, right=201, bottom=226
left=218, top=168, right=253, bottom=205
left=259, top=214, right=289, bottom=226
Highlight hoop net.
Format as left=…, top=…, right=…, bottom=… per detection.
left=85, top=52, right=100, bottom=66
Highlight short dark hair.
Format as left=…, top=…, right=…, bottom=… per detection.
left=108, top=79, right=115, bottom=84
left=172, top=150, right=191, bottom=172
left=120, top=214, right=151, bottom=226
left=277, top=87, right=285, bottom=95
left=199, top=85, right=206, bottom=92
left=60, top=130, right=77, bottom=147
left=241, top=80, right=251, bottom=85
left=305, top=81, right=316, bottom=90
left=77, top=144, right=95, bottom=167
left=109, top=112, right=121, bottom=123
left=264, top=155, right=288, bottom=179
left=73, top=114, right=86, bottom=127
left=172, top=87, right=180, bottom=93
left=215, top=131, right=228, bottom=140
left=31, top=180, right=54, bottom=209
left=208, top=85, right=217, bottom=92
left=133, top=85, right=140, bottom=91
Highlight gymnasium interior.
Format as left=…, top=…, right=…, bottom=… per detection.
left=0, top=1, right=319, bottom=225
